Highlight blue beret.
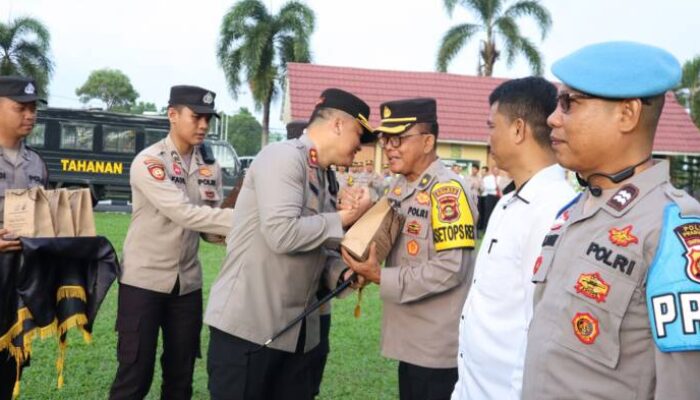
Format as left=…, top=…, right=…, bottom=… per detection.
left=552, top=41, right=681, bottom=98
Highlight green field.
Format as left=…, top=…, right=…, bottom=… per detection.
left=18, top=213, right=398, bottom=399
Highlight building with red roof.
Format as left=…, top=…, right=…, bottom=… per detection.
left=283, top=62, right=700, bottom=169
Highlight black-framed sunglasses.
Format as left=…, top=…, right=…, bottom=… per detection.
left=378, top=132, right=428, bottom=148
left=557, top=92, right=651, bottom=114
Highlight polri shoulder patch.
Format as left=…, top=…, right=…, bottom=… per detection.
left=431, top=180, right=475, bottom=251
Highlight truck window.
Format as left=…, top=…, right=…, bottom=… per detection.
left=145, top=129, right=168, bottom=147
left=209, top=141, right=238, bottom=169
left=60, top=122, right=94, bottom=151
left=103, top=125, right=136, bottom=153
left=27, top=123, right=46, bottom=148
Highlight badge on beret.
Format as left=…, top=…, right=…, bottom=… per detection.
left=575, top=272, right=610, bottom=303
left=24, top=83, right=35, bottom=95
left=608, top=225, right=638, bottom=247
left=407, top=240, right=420, bottom=256
left=199, top=166, right=213, bottom=177
left=202, top=92, right=214, bottom=105
left=572, top=312, right=599, bottom=345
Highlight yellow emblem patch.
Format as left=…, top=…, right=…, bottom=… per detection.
left=407, top=240, right=420, bottom=256
left=574, top=272, right=610, bottom=303
left=416, top=191, right=430, bottom=205
left=431, top=180, right=475, bottom=251
left=393, top=186, right=402, bottom=196
left=383, top=106, right=392, bottom=119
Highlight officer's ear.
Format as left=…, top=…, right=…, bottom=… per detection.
left=512, top=117, right=526, bottom=145
left=424, top=133, right=436, bottom=153
left=617, top=99, right=643, bottom=134
left=167, top=106, right=180, bottom=124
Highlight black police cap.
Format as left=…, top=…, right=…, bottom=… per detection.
left=375, top=98, right=438, bottom=136
left=169, top=85, right=219, bottom=118
left=311, top=88, right=376, bottom=143
left=0, top=76, right=46, bottom=104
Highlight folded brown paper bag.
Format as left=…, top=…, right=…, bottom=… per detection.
left=3, top=187, right=54, bottom=237
left=68, top=188, right=96, bottom=236
left=46, top=188, right=76, bottom=237
left=341, top=197, right=404, bottom=262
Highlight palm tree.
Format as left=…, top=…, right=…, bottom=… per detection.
left=218, top=0, right=314, bottom=147
left=436, top=0, right=551, bottom=76
left=0, top=16, right=54, bottom=95
left=677, top=56, right=700, bottom=126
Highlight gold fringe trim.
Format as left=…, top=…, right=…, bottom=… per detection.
left=56, top=285, right=87, bottom=302
left=354, top=287, right=364, bottom=319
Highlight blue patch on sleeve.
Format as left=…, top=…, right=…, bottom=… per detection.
left=647, top=203, right=700, bottom=352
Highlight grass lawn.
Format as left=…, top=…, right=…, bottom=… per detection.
left=18, top=212, right=399, bottom=399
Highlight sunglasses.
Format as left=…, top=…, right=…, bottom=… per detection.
left=557, top=92, right=652, bottom=114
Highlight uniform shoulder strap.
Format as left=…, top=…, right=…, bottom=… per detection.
left=664, top=183, right=700, bottom=217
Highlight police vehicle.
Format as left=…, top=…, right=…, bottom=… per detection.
left=28, top=108, right=242, bottom=201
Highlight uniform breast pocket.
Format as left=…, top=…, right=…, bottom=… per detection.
left=553, top=256, right=637, bottom=369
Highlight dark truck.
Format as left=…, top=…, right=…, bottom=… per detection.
left=28, top=108, right=242, bottom=201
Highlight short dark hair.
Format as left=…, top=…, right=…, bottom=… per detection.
left=640, top=94, right=666, bottom=137
left=488, top=77, right=557, bottom=149
left=481, top=166, right=489, bottom=172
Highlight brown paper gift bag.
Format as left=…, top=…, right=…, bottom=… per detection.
left=68, top=188, right=96, bottom=236
left=3, top=187, right=55, bottom=237
left=46, top=188, right=76, bottom=237
left=341, top=197, right=404, bottom=263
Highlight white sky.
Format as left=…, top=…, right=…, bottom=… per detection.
left=4, top=0, right=699, bottom=133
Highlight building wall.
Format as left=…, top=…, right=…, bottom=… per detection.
left=436, top=142, right=488, bottom=168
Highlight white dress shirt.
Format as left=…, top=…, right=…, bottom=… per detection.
left=452, top=164, right=576, bottom=400
left=481, top=174, right=498, bottom=196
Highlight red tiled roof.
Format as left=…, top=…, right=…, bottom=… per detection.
left=286, top=63, right=700, bottom=154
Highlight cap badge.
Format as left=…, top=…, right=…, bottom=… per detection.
left=24, top=83, right=35, bottom=95
left=202, top=92, right=214, bottom=105
left=383, top=106, right=392, bottom=119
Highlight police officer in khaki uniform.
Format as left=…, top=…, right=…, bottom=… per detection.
left=343, top=98, right=477, bottom=400
left=522, top=42, right=700, bottom=399
left=0, top=76, right=48, bottom=400
left=205, top=88, right=374, bottom=400
left=110, top=86, right=234, bottom=400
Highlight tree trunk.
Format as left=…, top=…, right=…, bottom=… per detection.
left=481, top=40, right=498, bottom=77
left=261, top=89, right=272, bottom=148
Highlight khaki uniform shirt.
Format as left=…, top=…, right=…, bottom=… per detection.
left=121, top=136, right=233, bottom=295
left=381, top=159, right=477, bottom=368
left=523, top=160, right=700, bottom=399
left=0, top=143, right=48, bottom=227
left=205, top=133, right=346, bottom=353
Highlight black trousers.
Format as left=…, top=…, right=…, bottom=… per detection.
left=207, top=326, right=312, bottom=400
left=109, top=283, right=202, bottom=400
left=398, top=361, right=458, bottom=400
left=307, top=314, right=331, bottom=397
left=0, top=351, right=15, bottom=400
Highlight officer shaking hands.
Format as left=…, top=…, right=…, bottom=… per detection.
left=343, top=98, right=477, bottom=400
left=110, top=85, right=234, bottom=400
left=0, top=76, right=48, bottom=400
left=205, top=88, right=373, bottom=400
left=522, top=42, right=700, bottom=399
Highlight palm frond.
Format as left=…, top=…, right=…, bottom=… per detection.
left=436, top=23, right=481, bottom=72
left=504, top=0, right=552, bottom=40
